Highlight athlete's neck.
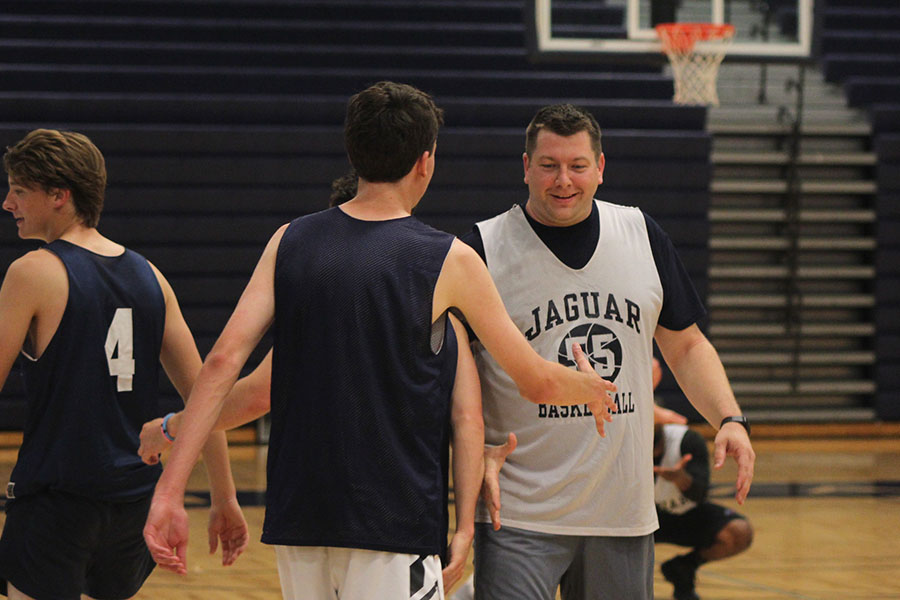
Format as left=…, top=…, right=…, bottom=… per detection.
left=57, top=224, right=125, bottom=257
left=339, top=178, right=420, bottom=221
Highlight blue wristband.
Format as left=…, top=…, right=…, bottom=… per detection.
left=161, top=412, right=176, bottom=442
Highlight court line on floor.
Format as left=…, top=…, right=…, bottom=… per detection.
left=701, top=571, right=830, bottom=600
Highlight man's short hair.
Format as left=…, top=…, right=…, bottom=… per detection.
left=4, top=129, right=107, bottom=228
left=525, top=104, right=602, bottom=160
left=344, top=81, right=444, bottom=183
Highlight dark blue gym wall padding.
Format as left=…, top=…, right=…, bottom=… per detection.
left=818, top=0, right=900, bottom=419
left=0, top=0, right=709, bottom=428
left=874, top=137, right=900, bottom=420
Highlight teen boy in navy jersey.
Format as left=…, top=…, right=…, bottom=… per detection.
left=143, top=81, right=618, bottom=600
left=0, top=129, right=248, bottom=600
left=137, top=166, right=484, bottom=594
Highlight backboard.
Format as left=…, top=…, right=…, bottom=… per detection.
left=527, top=0, right=816, bottom=63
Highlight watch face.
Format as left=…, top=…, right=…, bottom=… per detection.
left=722, top=416, right=750, bottom=434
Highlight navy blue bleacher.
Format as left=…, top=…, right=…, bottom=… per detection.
left=0, top=0, right=709, bottom=428
left=818, top=0, right=900, bottom=419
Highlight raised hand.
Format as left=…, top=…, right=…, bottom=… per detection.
left=138, top=416, right=169, bottom=465
left=653, top=453, right=693, bottom=482
left=654, top=405, right=688, bottom=425
left=572, top=343, right=617, bottom=436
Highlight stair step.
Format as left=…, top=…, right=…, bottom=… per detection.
left=709, top=237, right=876, bottom=251
left=709, top=208, right=876, bottom=222
left=708, top=265, right=875, bottom=279
left=731, top=380, right=876, bottom=395
left=741, top=407, right=876, bottom=423
left=708, top=122, right=872, bottom=136
left=710, top=180, right=877, bottom=194
left=709, top=323, right=875, bottom=336
left=708, top=106, right=868, bottom=124
left=720, top=352, right=875, bottom=365
left=711, top=151, right=877, bottom=165
left=708, top=294, right=875, bottom=308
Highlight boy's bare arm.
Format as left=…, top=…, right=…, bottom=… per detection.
left=145, top=224, right=284, bottom=574
left=0, top=251, right=65, bottom=390
left=442, top=315, right=484, bottom=591
left=433, top=240, right=617, bottom=434
left=153, top=263, right=249, bottom=566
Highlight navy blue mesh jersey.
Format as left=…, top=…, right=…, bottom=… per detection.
left=8, top=240, right=165, bottom=502
left=264, top=207, right=458, bottom=557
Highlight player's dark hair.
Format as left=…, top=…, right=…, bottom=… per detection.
left=525, top=104, right=602, bottom=160
left=344, top=81, right=444, bottom=183
left=4, top=129, right=106, bottom=228
left=329, top=169, right=358, bottom=207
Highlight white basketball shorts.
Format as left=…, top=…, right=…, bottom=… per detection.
left=275, top=545, right=444, bottom=600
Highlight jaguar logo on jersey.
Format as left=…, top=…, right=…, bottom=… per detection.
left=557, top=323, right=622, bottom=382
left=536, top=322, right=635, bottom=419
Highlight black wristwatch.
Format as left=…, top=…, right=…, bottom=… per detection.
left=720, top=415, right=751, bottom=435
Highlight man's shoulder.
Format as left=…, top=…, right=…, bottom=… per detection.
left=474, top=204, right=522, bottom=227
left=597, top=199, right=647, bottom=223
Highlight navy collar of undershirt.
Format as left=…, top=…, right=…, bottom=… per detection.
left=520, top=201, right=600, bottom=270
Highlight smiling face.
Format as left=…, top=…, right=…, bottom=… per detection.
left=3, top=178, right=59, bottom=241
left=523, top=129, right=605, bottom=227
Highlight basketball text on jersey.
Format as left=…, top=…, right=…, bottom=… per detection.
left=538, top=392, right=635, bottom=419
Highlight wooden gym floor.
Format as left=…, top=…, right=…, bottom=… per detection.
left=0, top=423, right=898, bottom=599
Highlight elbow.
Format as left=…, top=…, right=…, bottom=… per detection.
left=452, top=407, right=485, bottom=441
left=666, top=333, right=714, bottom=371
left=248, top=385, right=272, bottom=420
left=203, top=347, right=245, bottom=381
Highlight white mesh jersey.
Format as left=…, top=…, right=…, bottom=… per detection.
left=473, top=201, right=661, bottom=536
left=654, top=424, right=697, bottom=515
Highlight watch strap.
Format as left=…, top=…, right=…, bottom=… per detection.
left=720, top=415, right=750, bottom=435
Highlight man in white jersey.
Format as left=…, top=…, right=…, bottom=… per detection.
left=463, top=104, right=755, bottom=600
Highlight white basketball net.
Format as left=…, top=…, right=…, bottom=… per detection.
left=656, top=24, right=735, bottom=106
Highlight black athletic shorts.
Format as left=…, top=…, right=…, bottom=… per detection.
left=655, top=502, right=746, bottom=550
left=0, top=489, right=155, bottom=600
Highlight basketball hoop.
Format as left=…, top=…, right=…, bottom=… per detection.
left=655, top=23, right=735, bottom=106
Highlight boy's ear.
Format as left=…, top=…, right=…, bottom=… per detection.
left=50, top=188, right=72, bottom=207
left=416, top=150, right=431, bottom=176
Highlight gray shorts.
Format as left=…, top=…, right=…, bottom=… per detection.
left=473, top=523, right=654, bottom=600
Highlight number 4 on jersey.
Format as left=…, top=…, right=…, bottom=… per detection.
left=105, top=308, right=135, bottom=392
